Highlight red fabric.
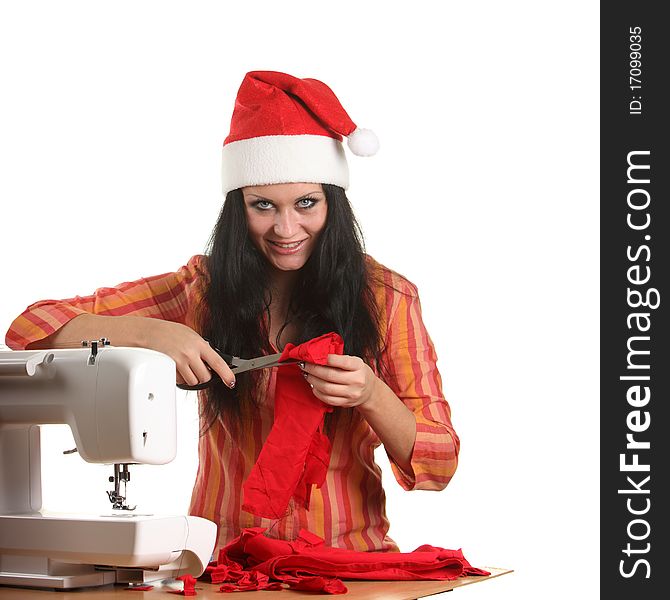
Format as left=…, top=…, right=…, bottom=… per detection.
left=242, top=333, right=344, bottom=519
left=284, top=575, right=347, bottom=594
left=224, top=72, right=357, bottom=145
left=168, top=574, right=197, bottom=596
left=219, top=572, right=283, bottom=593
left=205, top=527, right=489, bottom=595
left=202, top=553, right=247, bottom=585
left=202, top=554, right=283, bottom=593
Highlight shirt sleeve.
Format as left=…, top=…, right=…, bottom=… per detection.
left=4, top=255, right=208, bottom=350
left=381, top=278, right=460, bottom=492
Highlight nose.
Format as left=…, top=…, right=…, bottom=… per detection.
left=273, top=209, right=299, bottom=239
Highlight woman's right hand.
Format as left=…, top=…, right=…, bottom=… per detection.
left=140, top=319, right=236, bottom=389
left=29, top=313, right=236, bottom=389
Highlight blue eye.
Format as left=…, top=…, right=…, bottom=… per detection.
left=254, top=200, right=273, bottom=210
left=297, top=197, right=317, bottom=209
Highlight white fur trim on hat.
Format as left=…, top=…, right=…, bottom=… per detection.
left=221, top=134, right=350, bottom=195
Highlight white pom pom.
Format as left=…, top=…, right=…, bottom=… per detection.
left=347, top=127, right=379, bottom=157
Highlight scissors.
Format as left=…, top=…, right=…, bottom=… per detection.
left=176, top=344, right=298, bottom=391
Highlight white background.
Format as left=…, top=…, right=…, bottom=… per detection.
left=0, top=2, right=599, bottom=598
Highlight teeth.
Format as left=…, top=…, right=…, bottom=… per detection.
left=273, top=241, right=302, bottom=248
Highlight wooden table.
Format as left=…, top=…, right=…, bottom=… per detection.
left=0, top=567, right=511, bottom=599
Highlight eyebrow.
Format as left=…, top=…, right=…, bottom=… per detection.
left=244, top=191, right=324, bottom=202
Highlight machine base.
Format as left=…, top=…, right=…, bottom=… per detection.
left=0, top=556, right=117, bottom=589
left=0, top=512, right=216, bottom=590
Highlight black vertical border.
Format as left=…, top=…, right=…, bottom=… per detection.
left=601, top=3, right=669, bottom=598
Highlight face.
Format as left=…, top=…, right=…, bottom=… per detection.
left=242, top=183, right=328, bottom=273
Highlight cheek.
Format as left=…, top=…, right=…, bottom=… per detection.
left=307, top=207, right=328, bottom=236
left=245, top=213, right=268, bottom=242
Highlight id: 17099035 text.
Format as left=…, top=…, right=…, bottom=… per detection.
left=629, top=26, right=643, bottom=115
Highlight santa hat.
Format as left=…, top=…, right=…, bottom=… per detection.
left=221, top=71, right=379, bottom=195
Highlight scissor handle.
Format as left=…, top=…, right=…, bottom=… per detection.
left=177, top=375, right=221, bottom=391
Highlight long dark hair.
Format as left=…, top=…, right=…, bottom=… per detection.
left=197, top=184, right=385, bottom=431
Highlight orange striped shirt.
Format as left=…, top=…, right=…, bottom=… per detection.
left=5, top=255, right=459, bottom=552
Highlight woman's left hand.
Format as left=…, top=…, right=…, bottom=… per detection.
left=300, top=354, right=379, bottom=409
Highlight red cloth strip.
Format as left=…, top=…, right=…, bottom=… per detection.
left=242, top=333, right=344, bottom=519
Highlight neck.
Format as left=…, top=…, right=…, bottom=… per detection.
left=267, top=268, right=301, bottom=348
left=268, top=268, right=299, bottom=308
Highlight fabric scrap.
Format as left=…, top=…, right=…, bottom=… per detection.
left=205, top=546, right=284, bottom=592
left=168, top=574, right=198, bottom=596
left=124, top=585, right=154, bottom=591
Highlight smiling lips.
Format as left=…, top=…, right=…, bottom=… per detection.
left=268, top=239, right=307, bottom=255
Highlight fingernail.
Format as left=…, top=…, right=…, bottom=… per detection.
left=228, top=379, right=236, bottom=389
left=298, top=362, right=305, bottom=369
left=302, top=372, right=308, bottom=379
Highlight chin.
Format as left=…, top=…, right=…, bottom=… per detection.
left=273, top=259, right=307, bottom=272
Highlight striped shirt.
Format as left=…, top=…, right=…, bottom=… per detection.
left=5, top=255, right=459, bottom=552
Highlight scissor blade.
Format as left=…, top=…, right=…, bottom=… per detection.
left=232, top=352, right=289, bottom=374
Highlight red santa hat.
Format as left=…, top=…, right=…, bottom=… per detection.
left=221, top=71, right=379, bottom=195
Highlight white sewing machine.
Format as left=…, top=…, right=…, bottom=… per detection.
left=0, top=342, right=217, bottom=589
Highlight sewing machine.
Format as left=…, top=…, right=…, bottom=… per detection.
left=0, top=342, right=217, bottom=589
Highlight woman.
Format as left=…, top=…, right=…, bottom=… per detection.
left=5, top=71, right=459, bottom=553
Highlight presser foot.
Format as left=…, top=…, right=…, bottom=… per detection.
left=106, top=463, right=136, bottom=511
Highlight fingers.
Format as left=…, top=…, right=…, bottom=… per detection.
left=306, top=377, right=362, bottom=408
left=189, top=354, right=216, bottom=384
left=176, top=363, right=202, bottom=388
left=147, top=321, right=236, bottom=389
left=300, top=355, right=372, bottom=408
left=301, top=364, right=350, bottom=385
left=303, top=371, right=365, bottom=406
left=300, top=355, right=364, bottom=384
left=173, top=340, right=235, bottom=389
left=203, top=345, right=236, bottom=388
left=325, top=353, right=361, bottom=370
left=307, top=378, right=353, bottom=399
